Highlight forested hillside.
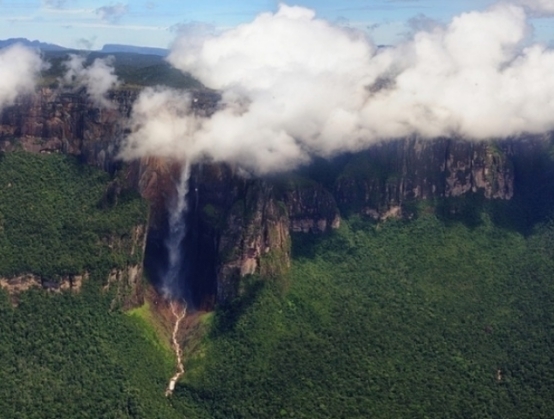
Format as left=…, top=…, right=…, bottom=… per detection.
left=2, top=151, right=554, bottom=418
left=0, top=151, right=184, bottom=418
left=0, top=152, right=146, bottom=280
left=174, top=211, right=554, bottom=418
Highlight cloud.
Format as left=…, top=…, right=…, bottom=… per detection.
left=513, top=0, right=554, bottom=15
left=123, top=87, right=200, bottom=159
left=121, top=2, right=554, bottom=174
left=61, top=55, right=120, bottom=108
left=405, top=13, right=443, bottom=35
left=43, top=0, right=68, bottom=8
left=76, top=37, right=96, bottom=50
left=95, top=3, right=128, bottom=23
left=0, top=44, right=45, bottom=111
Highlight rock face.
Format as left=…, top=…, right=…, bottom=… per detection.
left=214, top=180, right=291, bottom=302
left=334, top=138, right=514, bottom=219
left=0, top=273, right=86, bottom=296
left=4, top=88, right=551, bottom=306
left=278, top=176, right=341, bottom=233
left=0, top=88, right=136, bottom=172
left=102, top=223, right=149, bottom=309
left=148, top=137, right=518, bottom=304
left=0, top=87, right=218, bottom=172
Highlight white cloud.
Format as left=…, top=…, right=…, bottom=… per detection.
left=513, top=0, right=554, bottom=15
left=0, top=44, right=45, bottom=111
left=96, top=3, right=128, bottom=24
left=121, top=2, right=554, bottom=174
left=62, top=55, right=120, bottom=108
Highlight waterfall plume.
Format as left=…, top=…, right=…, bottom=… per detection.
left=162, top=162, right=191, bottom=300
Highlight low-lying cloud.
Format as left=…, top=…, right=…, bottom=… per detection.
left=96, top=3, right=129, bottom=24
left=121, top=2, right=554, bottom=174
left=62, top=55, right=120, bottom=108
left=0, top=44, right=45, bottom=111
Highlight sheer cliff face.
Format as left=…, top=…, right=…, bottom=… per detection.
left=142, top=137, right=517, bottom=305
left=335, top=138, right=514, bottom=220
left=0, top=88, right=137, bottom=172
left=0, top=88, right=532, bottom=305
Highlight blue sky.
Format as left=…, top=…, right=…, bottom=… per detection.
left=0, top=0, right=552, bottom=50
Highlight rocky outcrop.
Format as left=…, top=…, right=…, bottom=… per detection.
left=102, top=223, right=148, bottom=309
left=216, top=181, right=290, bottom=301
left=0, top=220, right=147, bottom=307
left=138, top=138, right=524, bottom=304
left=334, top=138, right=514, bottom=219
left=0, top=273, right=86, bottom=294
left=104, top=264, right=144, bottom=309
left=275, top=176, right=341, bottom=233
left=0, top=87, right=219, bottom=173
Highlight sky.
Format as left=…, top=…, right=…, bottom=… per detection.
left=0, top=0, right=553, bottom=50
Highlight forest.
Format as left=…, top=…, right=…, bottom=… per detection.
left=1, top=150, right=554, bottom=418
left=0, top=151, right=187, bottom=418
left=175, top=213, right=554, bottom=418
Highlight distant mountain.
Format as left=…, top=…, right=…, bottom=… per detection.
left=0, top=38, right=169, bottom=56
left=100, top=44, right=168, bottom=56
left=0, top=38, right=68, bottom=51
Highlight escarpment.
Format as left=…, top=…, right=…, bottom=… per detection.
left=0, top=88, right=136, bottom=172
left=2, top=88, right=553, bottom=305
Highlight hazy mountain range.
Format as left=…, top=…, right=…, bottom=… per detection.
left=0, top=38, right=168, bottom=56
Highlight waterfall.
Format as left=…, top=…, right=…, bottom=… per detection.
left=162, top=162, right=191, bottom=395
left=162, top=162, right=191, bottom=300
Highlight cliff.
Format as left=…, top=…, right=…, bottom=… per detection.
left=2, top=87, right=552, bottom=306
left=334, top=138, right=514, bottom=219
left=0, top=87, right=135, bottom=172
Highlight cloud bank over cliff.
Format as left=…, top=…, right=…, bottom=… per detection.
left=62, top=55, right=120, bottom=108
left=0, top=44, right=45, bottom=111
left=122, top=2, right=554, bottom=174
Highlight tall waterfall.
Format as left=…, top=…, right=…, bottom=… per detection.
left=162, top=162, right=191, bottom=300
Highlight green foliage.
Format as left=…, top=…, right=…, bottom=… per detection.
left=0, top=151, right=186, bottom=418
left=3, top=150, right=554, bottom=418
left=0, top=151, right=147, bottom=280
left=175, top=213, right=554, bottom=418
left=0, top=286, right=182, bottom=419
left=127, top=301, right=173, bottom=359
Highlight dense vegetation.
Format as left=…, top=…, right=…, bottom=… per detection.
left=0, top=151, right=146, bottom=280
left=2, top=150, right=554, bottom=418
left=176, top=212, right=554, bottom=418
left=0, top=286, right=181, bottom=419
left=0, top=151, right=185, bottom=418
left=40, top=51, right=203, bottom=89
